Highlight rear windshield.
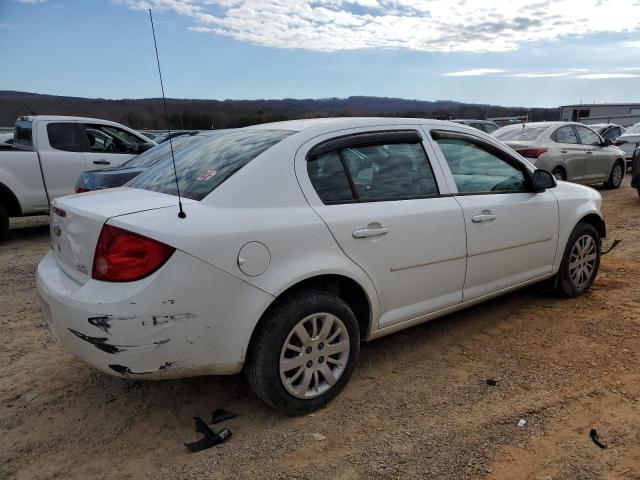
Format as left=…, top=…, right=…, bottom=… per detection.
left=125, top=134, right=207, bottom=168
left=14, top=119, right=33, bottom=149
left=126, top=129, right=294, bottom=200
left=494, top=125, right=549, bottom=141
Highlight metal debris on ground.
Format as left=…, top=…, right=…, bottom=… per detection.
left=602, top=239, right=622, bottom=255
left=210, top=408, right=238, bottom=424
left=184, top=416, right=232, bottom=453
left=517, top=419, right=527, bottom=428
left=590, top=428, right=607, bottom=449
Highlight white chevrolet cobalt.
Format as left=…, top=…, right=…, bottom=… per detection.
left=37, top=118, right=606, bottom=414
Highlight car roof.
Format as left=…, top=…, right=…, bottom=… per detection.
left=452, top=119, right=496, bottom=123
left=496, top=121, right=595, bottom=130
left=18, top=115, right=138, bottom=124
left=248, top=117, right=480, bottom=133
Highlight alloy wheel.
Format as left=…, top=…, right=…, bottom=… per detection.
left=569, top=234, right=597, bottom=289
left=279, top=313, right=350, bottom=399
left=612, top=164, right=623, bottom=187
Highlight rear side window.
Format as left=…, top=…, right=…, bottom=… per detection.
left=47, top=123, right=85, bottom=152
left=14, top=120, right=33, bottom=149
left=307, top=134, right=439, bottom=204
left=307, top=151, right=355, bottom=203
left=575, top=125, right=601, bottom=146
left=483, top=123, right=499, bottom=134
left=434, top=136, right=527, bottom=194
left=127, top=129, right=293, bottom=201
left=494, top=125, right=548, bottom=141
left=553, top=126, right=579, bottom=144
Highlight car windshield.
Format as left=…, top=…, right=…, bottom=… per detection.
left=126, top=129, right=294, bottom=200
left=124, top=134, right=207, bottom=168
left=493, top=125, right=549, bottom=141
left=626, top=123, right=640, bottom=134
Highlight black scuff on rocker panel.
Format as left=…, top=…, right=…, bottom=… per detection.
left=68, top=328, right=124, bottom=354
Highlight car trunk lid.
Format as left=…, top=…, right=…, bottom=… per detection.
left=49, top=187, right=193, bottom=284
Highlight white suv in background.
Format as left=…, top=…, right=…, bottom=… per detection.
left=38, top=118, right=605, bottom=414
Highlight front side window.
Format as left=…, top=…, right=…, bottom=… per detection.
left=575, top=126, right=601, bottom=146
left=127, top=129, right=293, bottom=201
left=435, top=136, right=527, bottom=194
left=47, top=123, right=84, bottom=152
left=553, top=126, right=579, bottom=144
left=82, top=124, right=146, bottom=154
left=307, top=137, right=439, bottom=204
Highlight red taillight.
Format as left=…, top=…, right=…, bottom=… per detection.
left=92, top=225, right=175, bottom=282
left=516, top=148, right=548, bottom=159
left=75, top=187, right=89, bottom=193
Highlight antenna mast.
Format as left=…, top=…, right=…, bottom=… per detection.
left=149, top=9, right=186, bottom=219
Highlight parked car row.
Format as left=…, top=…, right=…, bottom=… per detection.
left=0, top=116, right=156, bottom=238
left=493, top=121, right=626, bottom=189
left=35, top=116, right=608, bottom=414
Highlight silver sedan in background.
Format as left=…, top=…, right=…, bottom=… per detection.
left=494, top=121, right=627, bottom=189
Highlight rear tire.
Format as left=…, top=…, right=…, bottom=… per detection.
left=552, top=167, right=566, bottom=181
left=0, top=204, right=8, bottom=241
left=556, top=222, right=601, bottom=297
left=604, top=161, right=624, bottom=189
left=246, top=290, right=360, bottom=415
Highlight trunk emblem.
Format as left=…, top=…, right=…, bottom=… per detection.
left=53, top=225, right=61, bottom=237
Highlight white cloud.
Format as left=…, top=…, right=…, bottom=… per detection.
left=577, top=73, right=639, bottom=79
left=444, top=68, right=505, bottom=77
left=622, top=40, right=640, bottom=48
left=512, top=69, right=588, bottom=78
left=118, top=0, right=640, bottom=53
left=14, top=0, right=46, bottom=3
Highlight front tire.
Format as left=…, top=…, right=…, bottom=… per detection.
left=604, top=161, right=624, bottom=189
left=246, top=290, right=360, bottom=415
left=556, top=222, right=601, bottom=297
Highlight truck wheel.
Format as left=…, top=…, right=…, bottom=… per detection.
left=556, top=222, right=601, bottom=297
left=604, top=161, right=624, bottom=189
left=0, top=204, right=8, bottom=240
left=246, top=290, right=360, bottom=415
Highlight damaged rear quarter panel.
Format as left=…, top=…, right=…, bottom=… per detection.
left=37, top=249, right=274, bottom=378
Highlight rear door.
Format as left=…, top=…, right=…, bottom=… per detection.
left=36, top=121, right=88, bottom=200
left=296, top=127, right=467, bottom=329
left=575, top=125, right=612, bottom=183
left=550, top=125, right=586, bottom=182
left=81, top=123, right=148, bottom=169
left=428, top=129, right=559, bottom=301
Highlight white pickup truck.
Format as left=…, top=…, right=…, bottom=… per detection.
left=0, top=116, right=155, bottom=238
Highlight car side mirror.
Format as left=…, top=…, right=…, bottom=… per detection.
left=137, top=142, right=155, bottom=153
left=532, top=169, right=557, bottom=192
left=602, top=138, right=614, bottom=146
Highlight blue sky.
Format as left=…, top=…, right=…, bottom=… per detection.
left=1, top=0, right=639, bottom=107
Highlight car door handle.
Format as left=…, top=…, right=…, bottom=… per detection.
left=352, top=226, right=389, bottom=238
left=93, top=160, right=110, bottom=165
left=586, top=151, right=593, bottom=155
left=471, top=214, right=496, bottom=223
left=560, top=149, right=568, bottom=153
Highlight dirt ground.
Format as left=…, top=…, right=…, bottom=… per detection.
left=2, top=180, right=640, bottom=480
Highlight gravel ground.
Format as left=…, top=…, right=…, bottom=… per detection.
left=2, top=180, right=640, bottom=480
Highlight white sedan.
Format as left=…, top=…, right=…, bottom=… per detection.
left=37, top=118, right=605, bottom=414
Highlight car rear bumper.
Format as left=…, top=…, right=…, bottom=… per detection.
left=37, top=250, right=273, bottom=379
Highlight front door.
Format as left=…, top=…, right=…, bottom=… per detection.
left=298, top=129, right=467, bottom=328
left=430, top=130, right=559, bottom=301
